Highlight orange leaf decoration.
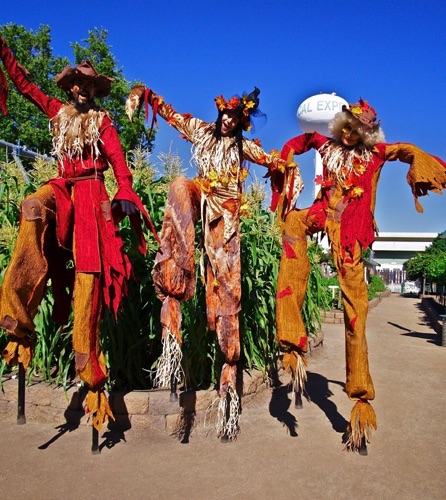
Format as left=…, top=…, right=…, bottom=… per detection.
left=227, top=97, right=240, bottom=109
left=215, top=96, right=226, bottom=111
left=167, top=116, right=177, bottom=126
left=257, top=154, right=267, bottom=165
left=239, top=167, right=248, bottom=181
left=222, top=198, right=239, bottom=215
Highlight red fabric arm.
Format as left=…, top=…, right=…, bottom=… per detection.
left=0, top=39, right=60, bottom=118
left=100, top=117, right=160, bottom=246
left=280, top=132, right=326, bottom=160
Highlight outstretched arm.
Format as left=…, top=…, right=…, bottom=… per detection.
left=0, top=37, right=60, bottom=118
left=384, top=142, right=446, bottom=213
left=125, top=85, right=202, bottom=143
left=267, top=131, right=328, bottom=218
left=243, top=137, right=304, bottom=219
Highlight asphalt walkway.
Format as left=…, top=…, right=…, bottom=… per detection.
left=1, top=294, right=445, bottom=499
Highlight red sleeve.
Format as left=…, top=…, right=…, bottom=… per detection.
left=281, top=131, right=328, bottom=160
left=100, top=117, right=133, bottom=193
left=0, top=40, right=61, bottom=118
left=100, top=117, right=160, bottom=247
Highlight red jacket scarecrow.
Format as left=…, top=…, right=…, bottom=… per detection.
left=0, top=39, right=157, bottom=430
left=275, top=98, right=446, bottom=452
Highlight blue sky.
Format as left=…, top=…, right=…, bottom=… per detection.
left=2, top=0, right=446, bottom=233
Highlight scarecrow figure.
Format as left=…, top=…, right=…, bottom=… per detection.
left=274, top=98, right=446, bottom=452
left=0, top=38, right=158, bottom=431
left=126, top=85, right=302, bottom=440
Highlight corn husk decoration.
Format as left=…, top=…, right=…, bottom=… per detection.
left=282, top=349, right=308, bottom=399
left=215, top=386, right=240, bottom=442
left=85, top=388, right=114, bottom=431
left=153, top=328, right=184, bottom=389
left=343, top=399, right=377, bottom=452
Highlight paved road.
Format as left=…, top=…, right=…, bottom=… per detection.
left=1, top=294, right=445, bottom=499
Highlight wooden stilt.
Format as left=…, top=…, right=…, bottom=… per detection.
left=17, top=363, right=26, bottom=425
left=294, top=387, right=303, bottom=409
left=220, top=392, right=230, bottom=443
left=170, top=367, right=178, bottom=402
left=91, top=426, right=100, bottom=455
left=359, top=436, right=368, bottom=456
left=294, top=378, right=303, bottom=409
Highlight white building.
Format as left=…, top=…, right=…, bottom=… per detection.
left=371, top=232, right=438, bottom=291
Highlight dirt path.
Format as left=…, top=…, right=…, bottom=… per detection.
left=1, top=294, right=445, bottom=499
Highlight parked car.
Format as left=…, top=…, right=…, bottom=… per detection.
left=401, top=281, right=420, bottom=295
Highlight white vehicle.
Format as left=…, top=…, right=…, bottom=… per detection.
left=401, top=281, right=420, bottom=295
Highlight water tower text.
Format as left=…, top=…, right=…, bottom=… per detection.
left=298, top=99, right=344, bottom=114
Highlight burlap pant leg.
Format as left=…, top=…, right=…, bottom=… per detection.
left=205, top=217, right=241, bottom=361
left=204, top=217, right=241, bottom=398
left=72, top=272, right=107, bottom=390
left=332, top=240, right=375, bottom=401
left=276, top=208, right=315, bottom=351
left=0, top=184, right=56, bottom=338
left=153, top=176, right=201, bottom=343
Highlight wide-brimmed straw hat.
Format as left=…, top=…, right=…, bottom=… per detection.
left=55, top=60, right=114, bottom=98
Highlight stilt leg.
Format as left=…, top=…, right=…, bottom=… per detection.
left=359, top=436, right=368, bottom=456
left=220, top=393, right=230, bottom=443
left=294, top=381, right=303, bottom=410
left=170, top=361, right=178, bottom=402
left=91, top=426, right=100, bottom=455
left=17, top=363, right=26, bottom=425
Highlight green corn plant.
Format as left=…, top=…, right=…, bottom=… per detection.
left=1, top=151, right=332, bottom=392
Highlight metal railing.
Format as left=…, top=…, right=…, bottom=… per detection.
left=0, top=139, right=53, bottom=184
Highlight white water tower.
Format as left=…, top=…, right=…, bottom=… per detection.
left=297, top=93, right=348, bottom=197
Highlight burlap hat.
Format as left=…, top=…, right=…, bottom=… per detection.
left=342, top=98, right=380, bottom=129
left=55, top=60, right=114, bottom=98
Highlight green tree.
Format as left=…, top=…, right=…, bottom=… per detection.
left=0, top=23, right=154, bottom=155
left=405, top=232, right=446, bottom=286
left=70, top=27, right=153, bottom=152
left=0, top=23, right=67, bottom=153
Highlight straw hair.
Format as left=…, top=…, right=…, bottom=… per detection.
left=329, top=111, right=385, bottom=148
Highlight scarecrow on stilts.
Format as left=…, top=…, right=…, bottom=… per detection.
left=0, top=38, right=158, bottom=451
left=273, top=98, right=446, bottom=453
left=126, top=84, right=302, bottom=440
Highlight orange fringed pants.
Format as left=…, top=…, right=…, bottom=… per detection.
left=153, top=176, right=241, bottom=397
left=0, top=184, right=112, bottom=429
left=276, top=206, right=375, bottom=402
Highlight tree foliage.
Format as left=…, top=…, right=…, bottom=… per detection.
left=405, top=232, right=446, bottom=285
left=0, top=23, right=154, bottom=155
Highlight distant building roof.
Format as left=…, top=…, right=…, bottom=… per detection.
left=372, top=232, right=438, bottom=252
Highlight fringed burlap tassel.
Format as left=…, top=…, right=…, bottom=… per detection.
left=85, top=389, right=114, bottom=431
left=2, top=339, right=32, bottom=369
left=343, top=399, right=377, bottom=452
left=283, top=349, right=308, bottom=392
left=216, top=386, right=240, bottom=442
left=154, top=328, right=184, bottom=389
